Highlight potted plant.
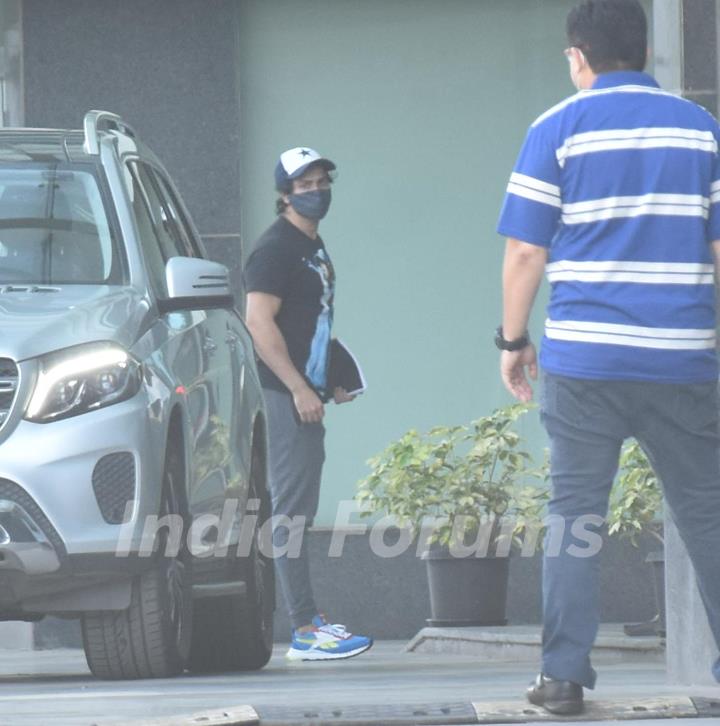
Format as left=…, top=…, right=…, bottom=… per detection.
left=607, top=440, right=665, bottom=636
left=356, top=403, right=548, bottom=626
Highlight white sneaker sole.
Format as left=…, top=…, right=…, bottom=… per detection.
left=285, top=641, right=373, bottom=662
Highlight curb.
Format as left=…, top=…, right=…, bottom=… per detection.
left=108, top=696, right=720, bottom=726
left=406, top=626, right=664, bottom=661
left=106, top=705, right=259, bottom=726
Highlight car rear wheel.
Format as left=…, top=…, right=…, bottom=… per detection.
left=81, top=446, right=193, bottom=679
left=187, top=442, right=274, bottom=672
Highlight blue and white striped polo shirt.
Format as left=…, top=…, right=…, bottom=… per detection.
left=497, top=71, right=720, bottom=383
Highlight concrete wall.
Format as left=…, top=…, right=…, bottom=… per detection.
left=237, top=0, right=578, bottom=526
left=22, top=0, right=243, bottom=276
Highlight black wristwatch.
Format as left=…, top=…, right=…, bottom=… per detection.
left=494, top=326, right=530, bottom=351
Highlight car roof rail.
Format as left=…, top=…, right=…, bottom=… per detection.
left=83, top=110, right=136, bottom=155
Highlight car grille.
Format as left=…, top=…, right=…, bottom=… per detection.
left=0, top=359, right=19, bottom=431
left=92, top=453, right=136, bottom=525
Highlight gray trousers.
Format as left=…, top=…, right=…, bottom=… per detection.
left=540, top=372, right=720, bottom=688
left=263, top=388, right=325, bottom=630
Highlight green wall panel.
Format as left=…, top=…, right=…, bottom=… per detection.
left=238, top=0, right=649, bottom=525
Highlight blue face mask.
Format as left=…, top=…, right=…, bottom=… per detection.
left=289, top=189, right=332, bottom=220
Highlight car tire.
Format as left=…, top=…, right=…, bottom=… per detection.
left=187, top=443, right=274, bottom=673
left=81, top=446, right=193, bottom=679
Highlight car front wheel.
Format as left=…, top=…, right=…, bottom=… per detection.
left=81, top=446, right=193, bottom=679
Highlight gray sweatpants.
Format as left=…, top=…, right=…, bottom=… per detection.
left=263, top=388, right=325, bottom=630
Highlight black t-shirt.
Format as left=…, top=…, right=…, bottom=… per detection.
left=244, top=216, right=335, bottom=398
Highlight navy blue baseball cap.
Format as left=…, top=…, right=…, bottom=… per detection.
left=274, top=147, right=336, bottom=191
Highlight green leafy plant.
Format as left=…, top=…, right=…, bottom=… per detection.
left=607, top=440, right=663, bottom=546
left=356, top=403, right=548, bottom=551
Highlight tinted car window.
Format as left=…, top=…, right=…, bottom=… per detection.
left=130, top=162, right=194, bottom=259
left=146, top=169, right=201, bottom=258
left=0, top=165, right=122, bottom=285
left=127, top=163, right=168, bottom=296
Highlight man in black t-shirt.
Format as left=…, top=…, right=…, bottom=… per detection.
left=244, top=147, right=372, bottom=662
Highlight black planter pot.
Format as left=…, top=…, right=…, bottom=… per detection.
left=422, top=549, right=510, bottom=627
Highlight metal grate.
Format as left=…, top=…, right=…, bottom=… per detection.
left=0, top=359, right=19, bottom=431
left=0, top=479, right=66, bottom=557
left=92, top=453, right=136, bottom=524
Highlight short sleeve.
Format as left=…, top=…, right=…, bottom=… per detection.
left=708, top=130, right=720, bottom=242
left=497, top=120, right=562, bottom=247
left=244, top=242, right=292, bottom=298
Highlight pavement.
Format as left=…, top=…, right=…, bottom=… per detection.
left=0, top=628, right=718, bottom=726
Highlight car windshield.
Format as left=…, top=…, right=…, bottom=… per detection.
left=0, top=164, right=123, bottom=285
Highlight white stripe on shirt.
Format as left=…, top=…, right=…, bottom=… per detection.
left=561, top=193, right=709, bottom=224
left=509, top=172, right=561, bottom=198
left=545, top=318, right=716, bottom=350
left=545, top=260, right=714, bottom=285
left=532, top=85, right=692, bottom=127
left=507, top=173, right=562, bottom=208
left=556, top=127, right=717, bottom=167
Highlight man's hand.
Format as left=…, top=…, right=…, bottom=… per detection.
left=292, top=385, right=325, bottom=423
left=333, top=387, right=356, bottom=404
left=500, top=344, right=538, bottom=402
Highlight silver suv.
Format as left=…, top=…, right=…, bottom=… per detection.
left=0, top=111, right=273, bottom=679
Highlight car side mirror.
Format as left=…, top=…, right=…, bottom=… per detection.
left=159, top=257, right=234, bottom=313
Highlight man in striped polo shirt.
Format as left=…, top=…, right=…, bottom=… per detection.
left=497, top=0, right=720, bottom=714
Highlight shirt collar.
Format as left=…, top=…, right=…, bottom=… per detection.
left=591, top=71, right=660, bottom=90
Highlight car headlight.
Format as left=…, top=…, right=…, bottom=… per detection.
left=25, top=343, right=142, bottom=423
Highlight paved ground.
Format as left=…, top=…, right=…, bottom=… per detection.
left=0, top=642, right=717, bottom=725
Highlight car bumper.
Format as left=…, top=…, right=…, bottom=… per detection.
left=0, top=392, right=164, bottom=563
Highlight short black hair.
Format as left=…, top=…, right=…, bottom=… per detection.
left=566, top=0, right=647, bottom=73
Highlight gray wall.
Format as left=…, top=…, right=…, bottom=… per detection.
left=22, top=0, right=243, bottom=275
left=262, top=531, right=660, bottom=642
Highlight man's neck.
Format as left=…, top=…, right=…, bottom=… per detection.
left=283, top=208, right=319, bottom=240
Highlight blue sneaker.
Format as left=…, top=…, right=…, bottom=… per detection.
left=286, top=615, right=373, bottom=661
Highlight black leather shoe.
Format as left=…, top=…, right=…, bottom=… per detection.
left=527, top=673, right=584, bottom=715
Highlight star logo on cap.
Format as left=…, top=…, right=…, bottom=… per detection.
left=300, top=149, right=311, bottom=157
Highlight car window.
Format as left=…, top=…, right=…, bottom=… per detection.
left=130, top=162, right=194, bottom=259
left=146, top=169, right=201, bottom=258
left=127, top=163, right=168, bottom=296
left=0, top=164, right=123, bottom=285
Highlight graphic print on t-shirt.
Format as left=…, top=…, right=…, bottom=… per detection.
left=304, top=248, right=335, bottom=393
